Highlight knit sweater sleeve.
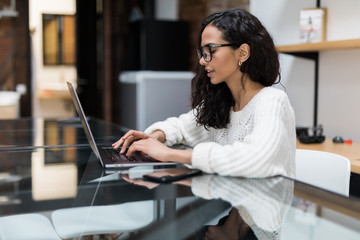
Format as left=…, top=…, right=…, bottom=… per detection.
left=144, top=110, right=211, bottom=147
left=192, top=89, right=296, bottom=178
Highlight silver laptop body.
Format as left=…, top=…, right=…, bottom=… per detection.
left=67, top=81, right=176, bottom=168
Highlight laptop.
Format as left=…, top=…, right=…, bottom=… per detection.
left=67, top=81, right=177, bottom=168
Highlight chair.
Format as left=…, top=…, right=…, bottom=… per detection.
left=295, top=149, right=351, bottom=196
left=51, top=200, right=155, bottom=239
left=0, top=214, right=61, bottom=240
left=0, top=201, right=155, bottom=240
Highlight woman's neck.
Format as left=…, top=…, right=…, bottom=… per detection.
left=231, top=77, right=265, bottom=112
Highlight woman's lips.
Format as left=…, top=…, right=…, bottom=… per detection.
left=207, top=69, right=214, bottom=77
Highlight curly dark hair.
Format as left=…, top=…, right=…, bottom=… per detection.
left=191, top=8, right=280, bottom=129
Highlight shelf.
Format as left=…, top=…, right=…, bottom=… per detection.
left=276, top=38, right=360, bottom=127
left=276, top=38, right=360, bottom=53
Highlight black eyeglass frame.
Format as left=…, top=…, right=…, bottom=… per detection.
left=196, top=43, right=238, bottom=62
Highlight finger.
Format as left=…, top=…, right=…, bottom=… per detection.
left=126, top=140, right=144, bottom=157
left=122, top=175, right=132, bottom=182
left=112, top=137, right=125, bottom=149
left=126, top=141, right=136, bottom=157
left=120, top=135, right=135, bottom=154
left=112, top=130, right=137, bottom=149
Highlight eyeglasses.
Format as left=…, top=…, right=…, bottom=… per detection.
left=196, top=43, right=238, bottom=62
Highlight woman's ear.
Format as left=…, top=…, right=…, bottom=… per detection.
left=238, top=43, right=250, bottom=63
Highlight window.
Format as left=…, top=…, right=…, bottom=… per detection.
left=42, top=14, right=75, bottom=65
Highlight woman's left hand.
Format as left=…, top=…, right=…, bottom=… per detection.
left=112, top=130, right=150, bottom=154
left=126, top=137, right=174, bottom=162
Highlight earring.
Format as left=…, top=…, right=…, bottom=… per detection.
left=238, top=61, right=242, bottom=66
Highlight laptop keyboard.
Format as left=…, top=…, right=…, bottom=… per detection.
left=103, top=147, right=158, bottom=163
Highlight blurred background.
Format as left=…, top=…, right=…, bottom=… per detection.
left=0, top=0, right=249, bottom=123
left=1, top=0, right=360, bottom=142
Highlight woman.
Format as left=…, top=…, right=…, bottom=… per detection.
left=113, top=8, right=296, bottom=178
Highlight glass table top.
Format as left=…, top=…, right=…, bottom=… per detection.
left=1, top=147, right=360, bottom=239
left=1, top=118, right=360, bottom=239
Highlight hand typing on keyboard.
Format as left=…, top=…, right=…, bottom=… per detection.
left=112, top=129, right=192, bottom=165
left=104, top=147, right=157, bottom=163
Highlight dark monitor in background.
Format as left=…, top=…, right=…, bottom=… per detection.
left=128, top=19, right=190, bottom=71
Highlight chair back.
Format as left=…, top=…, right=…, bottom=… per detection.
left=295, top=149, right=351, bottom=196
left=0, top=214, right=61, bottom=240
left=52, top=200, right=155, bottom=239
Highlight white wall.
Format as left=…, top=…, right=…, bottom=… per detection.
left=250, top=0, right=316, bottom=46
left=251, top=0, right=360, bottom=142
left=318, top=0, right=360, bottom=141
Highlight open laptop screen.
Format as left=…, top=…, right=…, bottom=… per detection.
left=67, top=82, right=102, bottom=161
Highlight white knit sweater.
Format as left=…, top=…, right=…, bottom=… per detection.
left=145, top=87, right=296, bottom=178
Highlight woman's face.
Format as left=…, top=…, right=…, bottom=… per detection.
left=199, top=25, right=241, bottom=85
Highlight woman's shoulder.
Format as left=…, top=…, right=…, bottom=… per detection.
left=253, top=87, right=293, bottom=111
left=258, top=87, right=289, bottom=102
left=261, top=86, right=287, bottom=96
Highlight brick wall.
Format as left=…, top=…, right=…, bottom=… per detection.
left=179, top=0, right=250, bottom=69
left=0, top=0, right=31, bottom=116
left=0, top=0, right=14, bottom=90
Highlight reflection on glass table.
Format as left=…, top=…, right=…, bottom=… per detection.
left=0, top=117, right=127, bottom=149
left=1, top=167, right=360, bottom=239
left=0, top=146, right=94, bottom=212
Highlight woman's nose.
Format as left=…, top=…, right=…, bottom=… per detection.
left=199, top=57, right=207, bottom=65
